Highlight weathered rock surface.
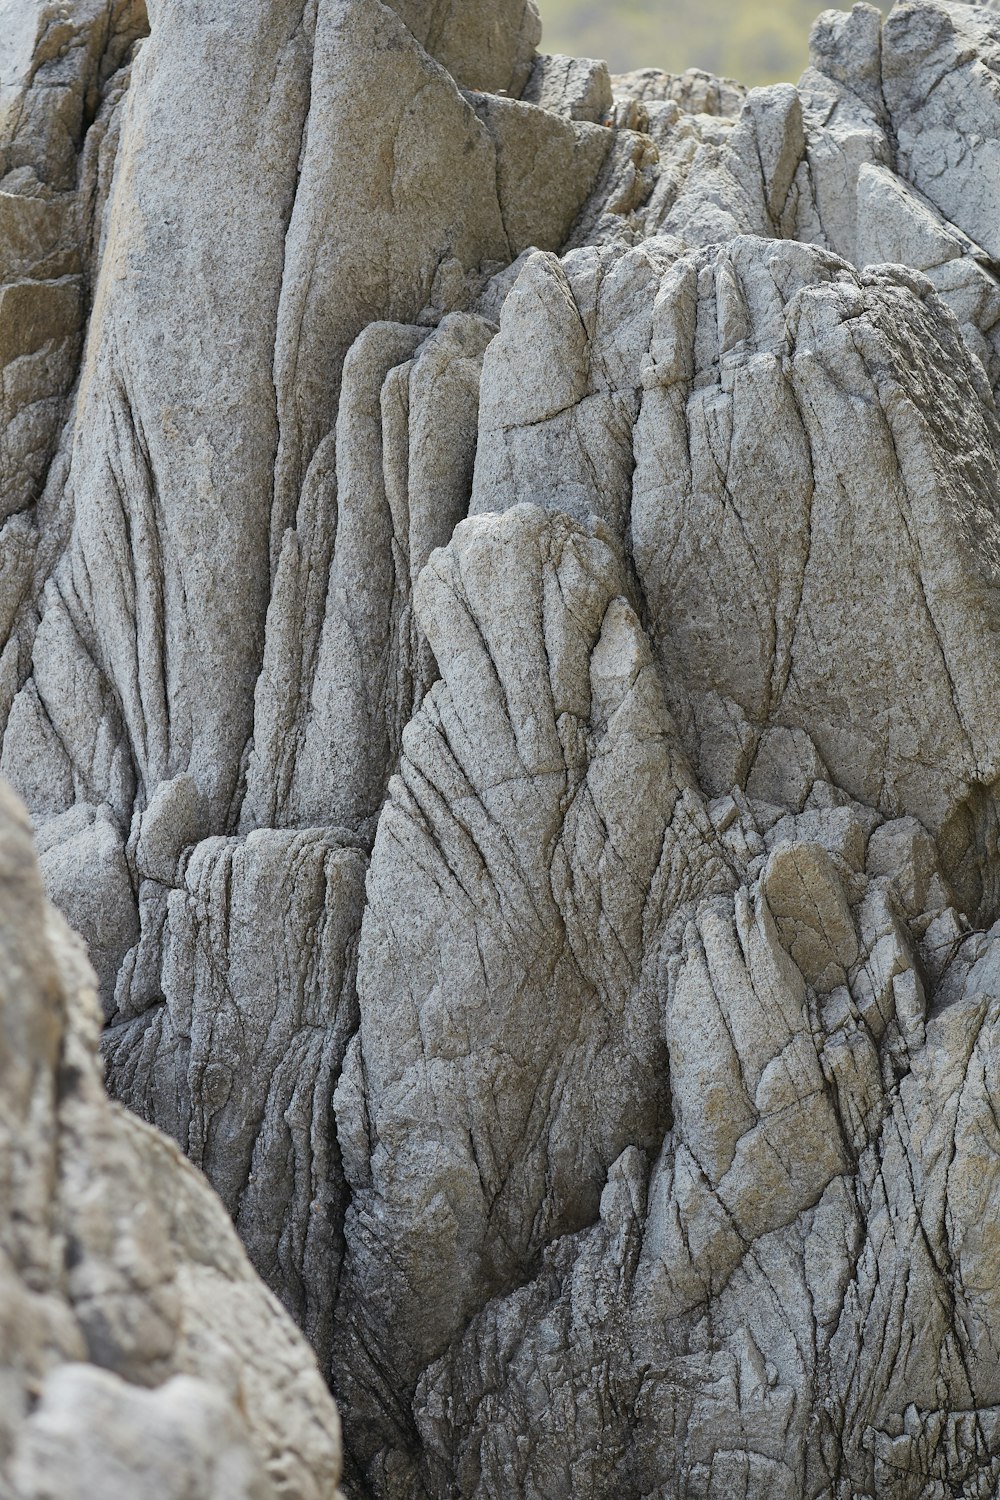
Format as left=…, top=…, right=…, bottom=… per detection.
left=7, top=0, right=1000, bottom=1496
left=0, top=782, right=344, bottom=1499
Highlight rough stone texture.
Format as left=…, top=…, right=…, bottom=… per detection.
left=522, top=52, right=613, bottom=123
left=0, top=782, right=344, bottom=1499
left=8, top=0, right=1000, bottom=1496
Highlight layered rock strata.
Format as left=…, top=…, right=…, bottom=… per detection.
left=6, top=0, right=1000, bottom=1496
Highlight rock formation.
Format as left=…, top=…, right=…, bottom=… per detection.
left=6, top=0, right=1000, bottom=1495
left=0, top=782, right=344, bottom=1498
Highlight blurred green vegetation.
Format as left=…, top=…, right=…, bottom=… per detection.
left=537, top=0, right=887, bottom=86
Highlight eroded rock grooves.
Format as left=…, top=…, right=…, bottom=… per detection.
left=6, top=0, right=1000, bottom=1495
left=0, top=782, right=344, bottom=1498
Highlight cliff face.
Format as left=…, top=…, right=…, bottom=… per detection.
left=5, top=1, right=1000, bottom=1496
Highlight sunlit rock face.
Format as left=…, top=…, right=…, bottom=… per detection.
left=6, top=1, right=1000, bottom=1497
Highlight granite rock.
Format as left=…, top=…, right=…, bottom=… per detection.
left=0, top=782, right=344, bottom=1499
left=6, top=1, right=1000, bottom=1497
